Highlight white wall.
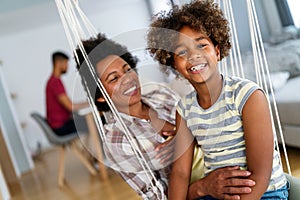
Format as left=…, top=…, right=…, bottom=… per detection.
left=0, top=68, right=34, bottom=175
left=0, top=0, right=156, bottom=152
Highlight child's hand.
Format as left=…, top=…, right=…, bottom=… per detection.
left=160, top=126, right=176, bottom=139
left=154, top=136, right=175, bottom=165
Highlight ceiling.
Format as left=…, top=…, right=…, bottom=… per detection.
left=0, top=0, right=60, bottom=36
left=0, top=0, right=139, bottom=37
left=0, top=0, right=53, bottom=14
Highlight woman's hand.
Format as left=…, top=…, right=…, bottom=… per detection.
left=188, top=166, right=256, bottom=200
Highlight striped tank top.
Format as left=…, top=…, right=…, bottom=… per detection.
left=177, top=75, right=287, bottom=191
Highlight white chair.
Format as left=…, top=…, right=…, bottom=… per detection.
left=31, top=112, right=97, bottom=187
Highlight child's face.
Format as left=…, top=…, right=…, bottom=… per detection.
left=96, top=55, right=142, bottom=111
left=173, top=26, right=220, bottom=84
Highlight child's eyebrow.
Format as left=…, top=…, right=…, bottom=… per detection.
left=174, top=36, right=208, bottom=50
left=174, top=44, right=182, bottom=51
left=195, top=36, right=207, bottom=42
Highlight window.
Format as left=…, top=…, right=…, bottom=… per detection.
left=286, top=0, right=300, bottom=28
left=147, top=0, right=173, bottom=16
left=274, top=0, right=294, bottom=27
left=147, top=0, right=182, bottom=16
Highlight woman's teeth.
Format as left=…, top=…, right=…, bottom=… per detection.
left=124, top=85, right=137, bottom=95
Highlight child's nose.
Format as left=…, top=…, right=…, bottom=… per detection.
left=188, top=51, right=201, bottom=63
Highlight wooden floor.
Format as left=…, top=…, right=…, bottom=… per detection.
left=7, top=146, right=300, bottom=200
left=280, top=146, right=300, bottom=179
left=9, top=147, right=140, bottom=200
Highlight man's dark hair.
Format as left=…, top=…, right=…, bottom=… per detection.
left=75, top=33, right=138, bottom=112
left=52, top=51, right=69, bottom=65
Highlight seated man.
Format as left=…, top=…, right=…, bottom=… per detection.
left=46, top=51, right=88, bottom=136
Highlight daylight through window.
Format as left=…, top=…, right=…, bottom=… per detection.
left=287, top=0, right=300, bottom=28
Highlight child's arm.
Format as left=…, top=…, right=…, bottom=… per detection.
left=168, top=111, right=195, bottom=200
left=240, top=90, right=274, bottom=199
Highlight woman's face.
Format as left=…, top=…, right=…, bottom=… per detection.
left=96, top=55, right=141, bottom=111
left=173, top=26, right=220, bottom=85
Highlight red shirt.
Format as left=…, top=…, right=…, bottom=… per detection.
left=46, top=75, right=71, bottom=129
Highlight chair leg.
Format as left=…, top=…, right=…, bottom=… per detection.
left=91, top=135, right=109, bottom=181
left=58, top=146, right=66, bottom=187
left=85, top=113, right=109, bottom=181
left=70, top=141, right=97, bottom=176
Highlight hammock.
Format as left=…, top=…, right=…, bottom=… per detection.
left=217, top=0, right=292, bottom=175
left=55, top=0, right=166, bottom=199
left=54, top=0, right=294, bottom=199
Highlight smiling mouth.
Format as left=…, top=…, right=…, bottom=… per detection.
left=189, top=64, right=206, bottom=72
left=123, top=85, right=138, bottom=95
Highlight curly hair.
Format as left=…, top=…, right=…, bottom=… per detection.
left=147, top=0, right=231, bottom=74
left=75, top=33, right=138, bottom=111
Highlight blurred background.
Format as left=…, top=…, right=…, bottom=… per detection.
left=0, top=0, right=299, bottom=199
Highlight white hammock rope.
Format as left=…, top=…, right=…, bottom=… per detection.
left=227, top=0, right=245, bottom=78
left=219, top=0, right=244, bottom=79
left=248, top=0, right=291, bottom=175
left=220, top=0, right=291, bottom=175
left=55, top=0, right=166, bottom=199
left=81, top=75, right=107, bottom=142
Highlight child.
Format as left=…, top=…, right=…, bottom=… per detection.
left=147, top=0, right=289, bottom=199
